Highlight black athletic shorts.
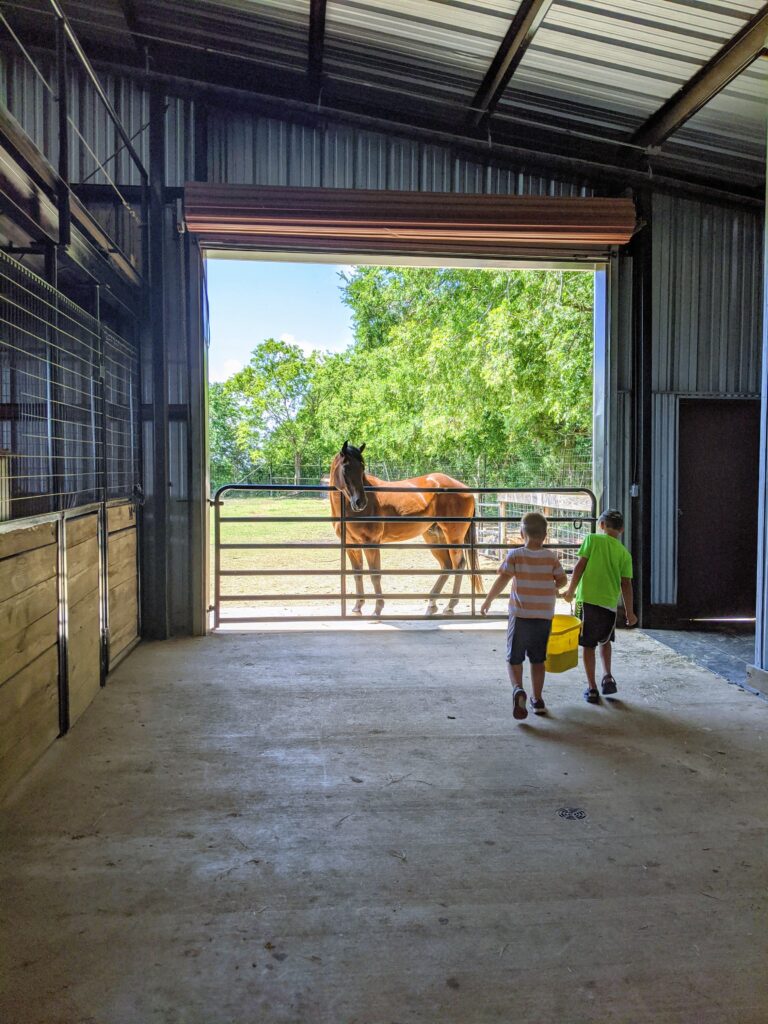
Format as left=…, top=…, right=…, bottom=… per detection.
left=506, top=616, right=552, bottom=665
left=579, top=602, right=617, bottom=649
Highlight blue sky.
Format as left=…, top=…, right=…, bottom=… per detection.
left=206, top=259, right=356, bottom=381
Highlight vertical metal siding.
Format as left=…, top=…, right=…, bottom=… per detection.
left=653, top=193, right=763, bottom=396
left=207, top=109, right=592, bottom=196
left=651, top=394, right=678, bottom=605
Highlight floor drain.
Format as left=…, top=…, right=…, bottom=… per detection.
left=557, top=807, right=587, bottom=820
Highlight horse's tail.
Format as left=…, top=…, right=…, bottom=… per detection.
left=469, top=519, right=484, bottom=595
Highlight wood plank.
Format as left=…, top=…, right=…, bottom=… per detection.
left=0, top=610, right=58, bottom=687
left=108, top=504, right=136, bottom=534
left=0, top=645, right=58, bottom=724
left=0, top=646, right=59, bottom=763
left=69, top=599, right=100, bottom=640
left=107, top=529, right=136, bottom=570
left=110, top=620, right=139, bottom=661
left=68, top=621, right=101, bottom=690
left=110, top=590, right=138, bottom=639
left=68, top=625, right=101, bottom=727
left=108, top=575, right=138, bottom=610
left=108, top=560, right=137, bottom=594
left=67, top=535, right=99, bottom=578
left=0, top=577, right=57, bottom=643
left=0, top=522, right=56, bottom=562
left=68, top=562, right=99, bottom=611
left=0, top=706, right=60, bottom=802
left=66, top=514, right=98, bottom=547
left=109, top=634, right=139, bottom=667
left=0, top=546, right=57, bottom=604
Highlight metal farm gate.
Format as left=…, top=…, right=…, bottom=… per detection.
left=212, top=483, right=597, bottom=626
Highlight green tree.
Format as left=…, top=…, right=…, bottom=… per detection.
left=226, top=338, right=322, bottom=484
left=208, top=380, right=261, bottom=489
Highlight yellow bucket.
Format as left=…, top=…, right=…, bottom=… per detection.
left=545, top=614, right=581, bottom=673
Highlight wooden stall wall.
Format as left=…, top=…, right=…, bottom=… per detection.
left=0, top=503, right=140, bottom=801
left=107, top=504, right=139, bottom=666
left=0, top=523, right=60, bottom=801
left=66, top=514, right=101, bottom=727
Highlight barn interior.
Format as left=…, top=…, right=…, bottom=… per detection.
left=1, top=2, right=768, bottom=1021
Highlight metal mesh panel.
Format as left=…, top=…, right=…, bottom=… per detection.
left=103, top=325, right=140, bottom=500
left=0, top=251, right=139, bottom=521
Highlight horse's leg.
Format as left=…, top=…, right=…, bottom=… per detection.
left=347, top=547, right=365, bottom=615
left=424, top=525, right=451, bottom=616
left=363, top=545, right=384, bottom=616
left=438, top=524, right=468, bottom=614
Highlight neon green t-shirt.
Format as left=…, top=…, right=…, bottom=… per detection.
left=574, top=533, right=633, bottom=610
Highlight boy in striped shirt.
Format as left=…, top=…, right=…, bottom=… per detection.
left=480, top=512, right=567, bottom=720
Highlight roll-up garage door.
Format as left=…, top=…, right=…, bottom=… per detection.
left=183, top=185, right=636, bottom=260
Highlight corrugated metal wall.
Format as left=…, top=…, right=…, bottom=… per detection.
left=206, top=112, right=593, bottom=195
left=0, top=51, right=592, bottom=197
left=650, top=193, right=763, bottom=606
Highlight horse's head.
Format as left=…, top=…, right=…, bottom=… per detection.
left=334, top=440, right=368, bottom=512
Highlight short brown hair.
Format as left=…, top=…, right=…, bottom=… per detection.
left=521, top=511, right=547, bottom=539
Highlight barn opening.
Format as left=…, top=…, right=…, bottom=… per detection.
left=205, top=252, right=599, bottom=626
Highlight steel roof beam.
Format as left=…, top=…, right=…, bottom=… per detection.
left=470, top=0, right=554, bottom=125
left=308, top=0, right=327, bottom=100
left=631, top=3, right=768, bottom=148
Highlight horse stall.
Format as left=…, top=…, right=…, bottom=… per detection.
left=2, top=3, right=768, bottom=1023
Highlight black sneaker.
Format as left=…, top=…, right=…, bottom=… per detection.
left=530, top=698, right=547, bottom=715
left=584, top=687, right=600, bottom=704
left=601, top=674, right=618, bottom=695
left=512, top=687, right=528, bottom=720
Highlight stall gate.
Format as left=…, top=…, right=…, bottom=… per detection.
left=212, top=484, right=596, bottom=626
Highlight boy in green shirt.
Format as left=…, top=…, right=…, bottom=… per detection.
left=562, top=509, right=638, bottom=704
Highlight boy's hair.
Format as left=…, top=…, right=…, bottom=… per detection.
left=521, top=511, right=548, bottom=539
left=599, top=508, right=624, bottom=530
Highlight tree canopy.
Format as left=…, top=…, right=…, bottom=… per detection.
left=209, top=267, right=594, bottom=487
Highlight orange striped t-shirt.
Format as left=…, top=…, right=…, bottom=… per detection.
left=500, top=546, right=566, bottom=620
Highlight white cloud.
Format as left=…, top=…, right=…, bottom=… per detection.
left=209, top=358, right=243, bottom=383
left=280, top=332, right=328, bottom=356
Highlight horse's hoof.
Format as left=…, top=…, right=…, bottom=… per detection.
left=374, top=604, right=384, bottom=617
left=351, top=606, right=363, bottom=616
left=425, top=605, right=437, bottom=617
left=443, top=607, right=455, bottom=616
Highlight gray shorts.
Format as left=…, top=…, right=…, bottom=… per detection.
left=506, top=616, right=552, bottom=665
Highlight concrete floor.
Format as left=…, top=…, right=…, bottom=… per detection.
left=1, top=626, right=767, bottom=1024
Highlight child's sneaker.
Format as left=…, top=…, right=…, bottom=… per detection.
left=530, top=698, right=546, bottom=715
left=601, top=674, right=618, bottom=695
left=583, top=687, right=600, bottom=704
left=512, top=687, right=528, bottom=720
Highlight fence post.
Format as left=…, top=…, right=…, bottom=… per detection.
left=214, top=491, right=222, bottom=628
left=470, top=506, right=476, bottom=618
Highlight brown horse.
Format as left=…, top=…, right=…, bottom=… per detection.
left=329, top=441, right=484, bottom=616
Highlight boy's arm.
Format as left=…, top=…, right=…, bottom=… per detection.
left=621, top=578, right=638, bottom=626
left=480, top=570, right=512, bottom=615
left=562, top=557, right=588, bottom=603
left=553, top=555, right=568, bottom=592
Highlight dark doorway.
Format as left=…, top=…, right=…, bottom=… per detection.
left=677, top=399, right=760, bottom=619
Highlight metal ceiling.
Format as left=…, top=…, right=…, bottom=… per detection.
left=2, top=0, right=766, bottom=194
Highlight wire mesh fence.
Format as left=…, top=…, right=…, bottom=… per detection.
left=103, top=325, right=140, bottom=500
left=0, top=250, right=139, bottom=521
left=211, top=447, right=593, bottom=496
